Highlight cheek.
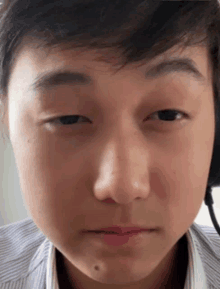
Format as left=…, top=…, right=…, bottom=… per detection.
left=156, top=110, right=214, bottom=232
left=9, top=120, right=85, bottom=233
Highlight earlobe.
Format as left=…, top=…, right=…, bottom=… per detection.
left=0, top=99, right=10, bottom=140
left=3, top=113, right=9, bottom=131
left=1, top=100, right=8, bottom=129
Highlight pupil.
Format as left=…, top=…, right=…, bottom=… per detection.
left=158, top=110, right=178, bottom=121
left=60, top=115, right=79, bottom=125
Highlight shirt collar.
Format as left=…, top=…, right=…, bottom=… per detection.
left=46, top=242, right=59, bottom=289
left=184, top=224, right=208, bottom=289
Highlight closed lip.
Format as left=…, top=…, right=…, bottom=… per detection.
left=85, top=226, right=156, bottom=234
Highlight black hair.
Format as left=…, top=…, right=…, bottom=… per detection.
left=0, top=0, right=220, bottom=189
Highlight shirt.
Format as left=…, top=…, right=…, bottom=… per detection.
left=0, top=217, right=220, bottom=289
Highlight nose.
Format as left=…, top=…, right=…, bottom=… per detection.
left=93, top=128, right=150, bottom=205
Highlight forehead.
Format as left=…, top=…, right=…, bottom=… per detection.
left=9, top=38, right=212, bottom=95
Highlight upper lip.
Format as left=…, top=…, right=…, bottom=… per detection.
left=86, top=225, right=156, bottom=234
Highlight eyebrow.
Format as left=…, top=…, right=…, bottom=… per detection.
left=29, top=57, right=206, bottom=93
left=145, top=58, right=206, bottom=84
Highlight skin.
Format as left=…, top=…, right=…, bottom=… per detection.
left=2, top=38, right=215, bottom=289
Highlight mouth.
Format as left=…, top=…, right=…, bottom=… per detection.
left=82, top=225, right=157, bottom=236
left=94, top=231, right=119, bottom=234
left=83, top=229, right=156, bottom=247
left=87, top=229, right=154, bottom=235
left=91, top=231, right=133, bottom=235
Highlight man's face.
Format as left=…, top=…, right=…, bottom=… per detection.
left=4, top=40, right=215, bottom=288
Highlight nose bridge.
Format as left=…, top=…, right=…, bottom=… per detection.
left=110, top=126, right=144, bottom=177
left=94, top=117, right=150, bottom=204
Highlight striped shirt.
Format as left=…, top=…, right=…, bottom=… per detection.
left=0, top=217, right=220, bottom=288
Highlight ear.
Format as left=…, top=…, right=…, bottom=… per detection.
left=0, top=1, right=8, bottom=15
left=0, top=97, right=10, bottom=139
left=2, top=0, right=11, bottom=11
left=2, top=109, right=9, bottom=130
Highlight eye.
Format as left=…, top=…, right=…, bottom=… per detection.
left=147, top=109, right=187, bottom=122
left=49, top=109, right=186, bottom=127
left=51, top=115, right=91, bottom=126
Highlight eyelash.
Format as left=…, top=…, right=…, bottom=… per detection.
left=48, top=109, right=188, bottom=127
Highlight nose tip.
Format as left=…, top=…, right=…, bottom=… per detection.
left=93, top=140, right=150, bottom=205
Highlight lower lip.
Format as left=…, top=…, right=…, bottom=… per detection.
left=85, top=230, right=155, bottom=247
